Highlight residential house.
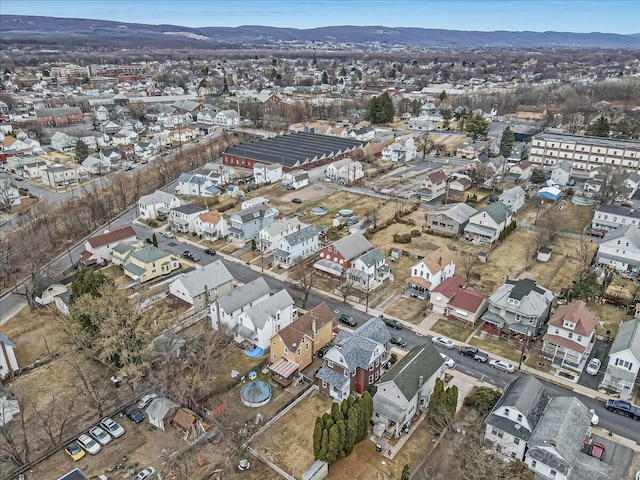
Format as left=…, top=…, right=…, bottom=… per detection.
left=596, top=224, right=640, bottom=273
left=457, top=141, right=487, bottom=159
left=175, top=173, right=221, bottom=197
left=196, top=107, right=220, bottom=125
left=349, top=248, right=391, bottom=291
left=508, top=160, right=533, bottom=183
left=0, top=333, right=19, bottom=379
left=406, top=246, right=455, bottom=299
left=591, top=204, right=640, bottom=233
left=168, top=260, right=234, bottom=313
left=269, top=302, right=335, bottom=386
left=211, top=277, right=296, bottom=350
left=485, top=376, right=550, bottom=460
left=169, top=204, right=208, bottom=233
left=626, top=172, right=640, bottom=198
left=214, top=110, right=240, bottom=126
left=100, top=148, right=121, bottom=164
left=524, top=397, right=596, bottom=480
left=82, top=155, right=111, bottom=175
left=373, top=343, right=446, bottom=437
left=601, top=318, right=640, bottom=400
left=314, top=232, right=373, bottom=278
left=350, top=126, right=376, bottom=141
left=227, top=203, right=276, bottom=245
left=138, top=190, right=182, bottom=220
left=428, top=277, right=488, bottom=324
left=23, top=161, right=48, bottom=180
left=79, top=225, right=137, bottom=266
left=258, top=218, right=302, bottom=254
left=506, top=142, right=529, bottom=163
left=381, top=136, right=417, bottom=162
left=35, top=106, right=83, bottom=126
left=50, top=132, right=77, bottom=153
left=1, top=136, right=32, bottom=155
left=41, top=165, right=79, bottom=189
left=548, top=160, right=573, bottom=186
left=0, top=179, right=20, bottom=208
left=425, top=203, right=477, bottom=236
left=448, top=177, right=472, bottom=192
left=498, top=186, right=526, bottom=214
left=111, top=245, right=180, bottom=283
left=316, top=317, right=391, bottom=399
left=464, top=201, right=513, bottom=246
left=516, top=105, right=548, bottom=121
left=481, top=278, right=554, bottom=337
left=274, top=224, right=320, bottom=268
left=146, top=397, right=178, bottom=431
left=194, top=209, right=227, bottom=241
left=325, top=158, right=364, bottom=185
left=0, top=385, right=20, bottom=426
left=281, top=170, right=309, bottom=190
left=542, top=301, right=599, bottom=371
left=418, top=169, right=448, bottom=201
left=253, top=163, right=283, bottom=185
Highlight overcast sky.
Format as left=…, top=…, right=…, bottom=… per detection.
left=2, top=0, right=639, bottom=34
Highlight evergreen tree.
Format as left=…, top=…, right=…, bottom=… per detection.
left=438, top=90, right=447, bottom=101
left=70, top=268, right=113, bottom=305
left=313, top=417, right=323, bottom=458
left=531, top=168, right=547, bottom=184
left=326, top=424, right=340, bottom=464
left=366, top=92, right=395, bottom=124
left=321, top=70, right=329, bottom=85
left=345, top=409, right=358, bottom=455
left=336, top=420, right=346, bottom=461
left=331, top=402, right=343, bottom=423
left=500, top=126, right=515, bottom=157
left=75, top=139, right=89, bottom=162
left=587, top=116, right=611, bottom=137
left=401, top=464, right=411, bottom=480
left=151, top=233, right=158, bottom=248
left=318, top=428, right=329, bottom=461
left=465, top=114, right=489, bottom=140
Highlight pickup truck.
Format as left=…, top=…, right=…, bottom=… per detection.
left=604, top=399, right=640, bottom=420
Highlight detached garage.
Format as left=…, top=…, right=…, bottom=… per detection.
left=537, top=186, right=562, bottom=201
left=146, top=397, right=178, bottom=431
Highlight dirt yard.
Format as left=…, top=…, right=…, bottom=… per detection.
left=517, top=198, right=595, bottom=235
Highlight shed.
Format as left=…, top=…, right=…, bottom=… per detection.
left=537, top=186, right=562, bottom=201
left=537, top=247, right=552, bottom=262
left=478, top=251, right=488, bottom=263
left=146, top=396, right=178, bottom=431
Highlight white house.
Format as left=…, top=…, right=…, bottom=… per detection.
left=82, top=155, right=111, bottom=175
left=548, top=160, right=573, bottom=186
left=349, top=248, right=391, bottom=291
left=175, top=173, right=221, bottom=197
left=253, top=163, right=283, bottom=185
left=146, top=397, right=178, bottom=431
left=169, top=204, right=208, bottom=233
left=601, top=317, right=640, bottom=400
left=464, top=201, right=513, bottom=246
left=0, top=179, right=20, bottom=209
left=596, top=224, right=640, bottom=273
left=281, top=170, right=309, bottom=190
left=542, top=300, right=599, bottom=371
left=79, top=225, right=137, bottom=266
left=419, top=169, right=448, bottom=200
left=138, top=190, right=183, bottom=220
left=0, top=387, right=20, bottom=426
left=498, top=186, right=526, bottom=214
left=168, top=260, right=234, bottom=313
left=258, top=218, right=302, bottom=254
left=194, top=209, right=227, bottom=241
left=406, top=246, right=455, bottom=299
left=214, top=110, right=240, bottom=126
left=591, top=204, right=640, bottom=233
left=274, top=225, right=320, bottom=268
left=41, top=165, right=79, bottom=189
left=381, top=135, right=417, bottom=162
left=50, top=131, right=76, bottom=153
left=326, top=158, right=364, bottom=185
left=0, top=333, right=19, bottom=379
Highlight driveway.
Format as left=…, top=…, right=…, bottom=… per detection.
left=577, top=339, right=611, bottom=390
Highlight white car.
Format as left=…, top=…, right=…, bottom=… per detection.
left=440, top=353, right=455, bottom=369
left=133, top=467, right=156, bottom=480
left=489, top=359, right=515, bottom=373
left=590, top=409, right=599, bottom=426
left=100, top=417, right=125, bottom=438
left=77, top=433, right=101, bottom=455
left=89, top=425, right=112, bottom=446
left=137, top=393, right=158, bottom=410
left=432, top=336, right=455, bottom=350
left=162, top=231, right=174, bottom=238
left=586, top=358, right=601, bottom=376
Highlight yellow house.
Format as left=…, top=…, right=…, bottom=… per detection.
left=111, top=244, right=180, bottom=283
left=269, top=302, right=335, bottom=387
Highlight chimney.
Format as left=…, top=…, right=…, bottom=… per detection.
left=418, top=375, right=424, bottom=389
left=311, top=312, right=317, bottom=334
left=438, top=256, right=442, bottom=266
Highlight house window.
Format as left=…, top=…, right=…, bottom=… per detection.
left=284, top=347, right=288, bottom=354
left=531, top=460, right=537, bottom=468
left=550, top=470, right=556, bottom=478
left=272, top=354, right=276, bottom=359
left=514, top=437, right=520, bottom=445
left=497, top=430, right=503, bottom=439
left=568, top=333, right=573, bottom=339
left=322, top=380, right=327, bottom=388
left=554, top=328, right=560, bottom=334
left=327, top=361, right=333, bottom=368
left=504, top=408, right=510, bottom=416
left=491, top=427, right=498, bottom=436
left=577, top=336, right=582, bottom=342
left=297, top=348, right=301, bottom=356
left=368, top=375, right=374, bottom=383
left=517, top=414, right=522, bottom=422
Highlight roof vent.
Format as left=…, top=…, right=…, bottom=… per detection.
left=549, top=438, right=557, bottom=446
left=515, top=424, right=521, bottom=430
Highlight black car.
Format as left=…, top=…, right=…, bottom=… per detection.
left=459, top=346, right=478, bottom=357
left=291, top=198, right=302, bottom=204
left=183, top=251, right=201, bottom=262
left=390, top=335, right=407, bottom=347
left=383, top=317, right=403, bottom=329
left=145, top=238, right=154, bottom=244
left=122, top=405, right=144, bottom=423
left=338, top=313, right=357, bottom=327
left=317, top=344, right=333, bottom=358
left=204, top=248, right=216, bottom=255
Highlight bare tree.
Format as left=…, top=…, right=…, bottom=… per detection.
left=291, top=257, right=315, bottom=308
left=577, top=238, right=593, bottom=276
left=0, top=397, right=29, bottom=467
left=34, top=394, right=76, bottom=449
left=364, top=205, right=381, bottom=228
left=537, top=207, right=562, bottom=244
left=67, top=360, right=112, bottom=417
left=599, top=165, right=629, bottom=204
left=337, top=272, right=357, bottom=303
left=0, top=181, right=16, bottom=212
left=457, top=251, right=480, bottom=282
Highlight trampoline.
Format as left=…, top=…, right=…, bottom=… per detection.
left=240, top=381, right=272, bottom=408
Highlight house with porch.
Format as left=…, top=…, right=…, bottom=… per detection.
left=281, top=170, right=309, bottom=190
left=79, top=225, right=137, bottom=266
left=0, top=333, right=19, bottom=379
left=175, top=173, right=221, bottom=197
left=418, top=169, right=448, bottom=201
left=464, top=201, right=513, bottom=246
left=548, top=160, right=573, bottom=186
left=498, top=186, right=526, bottom=214
left=111, top=245, right=180, bottom=283
left=406, top=246, right=455, bottom=299
left=50, top=132, right=76, bottom=152
left=316, top=317, right=390, bottom=400
left=542, top=300, right=599, bottom=371
left=168, top=260, right=234, bottom=313
left=349, top=248, right=391, bottom=291
left=169, top=204, right=208, bottom=233
left=381, top=135, right=417, bottom=163
left=82, top=156, right=111, bottom=175
left=595, top=224, right=640, bottom=274
left=214, top=110, right=240, bottom=126
left=41, top=165, right=79, bottom=189
left=194, top=210, right=227, bottom=241
left=274, top=224, right=320, bottom=268
left=425, top=203, right=477, bottom=236
left=601, top=318, right=640, bottom=400
left=138, top=190, right=182, bottom=220
left=269, top=302, right=335, bottom=387
left=508, top=160, right=533, bottom=183
left=258, top=218, right=302, bottom=254
left=428, top=277, right=488, bottom=324
left=481, top=278, right=554, bottom=338
left=373, top=343, right=445, bottom=438
left=227, top=203, right=276, bottom=245
left=314, top=232, right=372, bottom=278
left=325, top=158, right=364, bottom=185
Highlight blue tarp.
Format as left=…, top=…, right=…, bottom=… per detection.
left=244, top=346, right=264, bottom=358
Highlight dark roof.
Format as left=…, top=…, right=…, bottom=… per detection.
left=223, top=132, right=367, bottom=168
left=56, top=469, right=90, bottom=480
left=281, top=225, right=319, bottom=247
left=87, top=226, right=136, bottom=248
left=379, top=343, right=444, bottom=401
left=506, top=278, right=548, bottom=301
left=277, top=302, right=334, bottom=351
left=172, top=204, right=207, bottom=215
left=596, top=204, right=640, bottom=218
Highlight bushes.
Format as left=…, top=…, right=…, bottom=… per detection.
left=464, top=386, right=502, bottom=418
left=393, top=233, right=412, bottom=244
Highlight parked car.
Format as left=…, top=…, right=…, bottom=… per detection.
left=183, top=251, right=200, bottom=262
left=291, top=198, right=302, bottom=204
left=390, top=335, right=407, bottom=347
left=489, top=359, right=515, bottom=373
left=100, top=417, right=125, bottom=438
left=77, top=433, right=101, bottom=455
left=474, top=350, right=489, bottom=363
left=590, top=441, right=605, bottom=461
left=432, top=336, right=455, bottom=350
left=122, top=405, right=145, bottom=423
left=18, top=186, right=29, bottom=193
left=590, top=409, right=599, bottom=426
left=14, top=177, right=22, bottom=181
left=382, top=317, right=403, bottom=329
left=204, top=248, right=216, bottom=255
left=162, top=231, right=174, bottom=238
left=133, top=467, right=157, bottom=480
left=587, top=229, right=605, bottom=238
left=440, top=353, right=455, bottom=368
left=586, top=358, right=601, bottom=376
left=64, top=441, right=86, bottom=461
left=459, top=346, right=478, bottom=357
left=137, top=393, right=158, bottom=410
left=317, top=344, right=333, bottom=358
left=89, top=425, right=112, bottom=446
left=338, top=313, right=357, bottom=327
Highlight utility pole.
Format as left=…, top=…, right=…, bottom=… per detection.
left=518, top=325, right=532, bottom=370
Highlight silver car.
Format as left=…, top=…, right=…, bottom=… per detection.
left=89, top=425, right=112, bottom=446
left=100, top=416, right=125, bottom=438
left=432, top=336, right=455, bottom=349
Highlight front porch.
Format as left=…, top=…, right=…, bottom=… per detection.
left=405, top=276, right=430, bottom=299
left=480, top=311, right=505, bottom=336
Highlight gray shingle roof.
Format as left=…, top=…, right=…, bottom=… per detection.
left=489, top=278, right=554, bottom=317
left=316, top=366, right=349, bottom=389
left=139, top=190, right=177, bottom=206
left=262, top=218, right=301, bottom=238
left=171, top=260, right=232, bottom=298
left=601, top=224, right=640, bottom=249
left=481, top=200, right=511, bottom=224
left=130, top=246, right=171, bottom=263
left=610, top=318, right=640, bottom=360
left=172, top=204, right=207, bottom=215
left=244, top=289, right=294, bottom=329
left=330, top=232, right=372, bottom=261
left=357, top=248, right=386, bottom=267
left=379, top=343, right=444, bottom=401
left=427, top=203, right=477, bottom=224
left=281, top=225, right=319, bottom=247
left=218, top=277, right=271, bottom=313
left=329, top=317, right=391, bottom=371
left=595, top=204, right=640, bottom=219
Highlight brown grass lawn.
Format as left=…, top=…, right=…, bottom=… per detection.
left=587, top=301, right=630, bottom=338
left=469, top=333, right=522, bottom=363
left=431, top=318, right=478, bottom=342
left=525, top=348, right=554, bottom=374
left=384, top=296, right=428, bottom=323
left=369, top=222, right=455, bottom=257
left=516, top=198, right=595, bottom=235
